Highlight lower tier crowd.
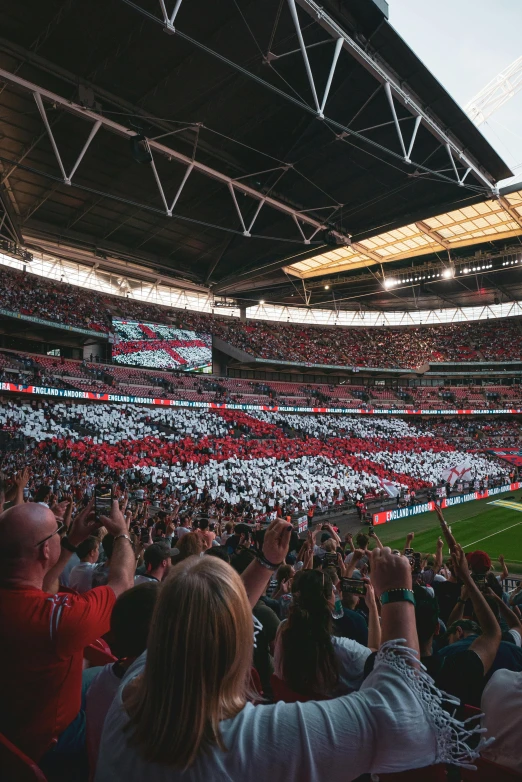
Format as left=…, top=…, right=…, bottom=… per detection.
left=0, top=401, right=512, bottom=518
left=0, top=467, right=521, bottom=780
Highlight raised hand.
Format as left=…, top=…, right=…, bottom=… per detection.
left=68, top=498, right=100, bottom=547
left=433, top=504, right=457, bottom=551
left=99, top=499, right=130, bottom=538
left=450, top=543, right=472, bottom=585
left=370, top=547, right=412, bottom=597
left=262, top=518, right=292, bottom=565
left=14, top=466, right=30, bottom=488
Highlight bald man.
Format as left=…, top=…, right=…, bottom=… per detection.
left=0, top=498, right=135, bottom=762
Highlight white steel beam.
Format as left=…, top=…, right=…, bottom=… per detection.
left=159, top=0, right=183, bottom=33
left=498, top=196, right=522, bottom=231
left=287, top=0, right=321, bottom=114
left=294, top=0, right=497, bottom=193
left=415, top=220, right=451, bottom=249
left=0, top=67, right=341, bottom=242
left=34, top=92, right=102, bottom=185
left=465, top=55, right=522, bottom=126
left=118, top=0, right=497, bottom=194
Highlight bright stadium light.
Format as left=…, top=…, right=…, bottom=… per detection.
left=259, top=299, right=265, bottom=304
left=442, top=267, right=454, bottom=279
left=324, top=284, right=330, bottom=290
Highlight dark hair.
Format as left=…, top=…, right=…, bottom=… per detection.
left=281, top=570, right=339, bottom=696
left=198, top=517, right=210, bottom=530
left=276, top=564, right=294, bottom=585
left=34, top=484, right=51, bottom=503
left=205, top=547, right=231, bottom=564
left=446, top=619, right=481, bottom=639
left=110, top=582, right=159, bottom=659
left=102, top=534, right=114, bottom=560
left=230, top=547, right=256, bottom=574
left=413, top=585, right=440, bottom=642
left=76, top=536, right=99, bottom=560
left=144, top=543, right=170, bottom=570
left=355, top=533, right=369, bottom=549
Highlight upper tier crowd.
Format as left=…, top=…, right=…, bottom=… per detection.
left=1, top=265, right=522, bottom=368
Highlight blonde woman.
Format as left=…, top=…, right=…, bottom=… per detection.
left=95, top=520, right=483, bottom=782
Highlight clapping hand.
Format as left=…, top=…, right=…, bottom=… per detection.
left=370, top=547, right=412, bottom=597
left=450, top=543, right=472, bottom=585
left=262, top=518, right=292, bottom=565
left=68, top=498, right=101, bottom=548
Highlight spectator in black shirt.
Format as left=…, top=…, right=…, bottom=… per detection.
left=427, top=544, right=501, bottom=706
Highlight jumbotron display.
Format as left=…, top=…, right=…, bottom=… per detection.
left=111, top=319, right=212, bottom=372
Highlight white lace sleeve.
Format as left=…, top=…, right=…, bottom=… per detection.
left=369, top=639, right=493, bottom=771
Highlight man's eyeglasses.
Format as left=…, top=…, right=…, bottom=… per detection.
left=35, top=521, right=66, bottom=547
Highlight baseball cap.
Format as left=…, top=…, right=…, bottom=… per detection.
left=467, top=550, right=491, bottom=574
left=144, top=541, right=178, bottom=569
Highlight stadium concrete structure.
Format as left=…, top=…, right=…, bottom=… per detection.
left=1, top=0, right=522, bottom=522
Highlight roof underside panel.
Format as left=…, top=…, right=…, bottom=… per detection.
left=0, top=0, right=511, bottom=294
left=285, top=188, right=522, bottom=278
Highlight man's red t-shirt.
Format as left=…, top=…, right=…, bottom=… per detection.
left=0, top=584, right=116, bottom=760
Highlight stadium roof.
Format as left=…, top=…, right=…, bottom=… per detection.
left=285, top=185, right=522, bottom=278
left=0, top=0, right=513, bottom=314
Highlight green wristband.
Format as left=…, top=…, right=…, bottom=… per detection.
left=380, top=588, right=416, bottom=607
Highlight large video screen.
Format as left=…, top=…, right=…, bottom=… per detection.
left=111, top=320, right=212, bottom=372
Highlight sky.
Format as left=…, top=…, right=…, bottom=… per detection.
left=389, top=0, right=522, bottom=186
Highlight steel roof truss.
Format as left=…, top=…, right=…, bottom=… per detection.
left=0, top=68, right=339, bottom=244
left=33, top=92, right=102, bottom=186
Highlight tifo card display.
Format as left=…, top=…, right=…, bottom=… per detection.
left=112, top=319, right=212, bottom=372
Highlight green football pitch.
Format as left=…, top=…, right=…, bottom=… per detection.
left=375, top=489, right=522, bottom=575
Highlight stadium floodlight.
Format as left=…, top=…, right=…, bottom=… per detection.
left=442, top=267, right=454, bottom=279
left=259, top=299, right=265, bottom=305
left=383, top=278, right=396, bottom=289
left=324, top=284, right=330, bottom=290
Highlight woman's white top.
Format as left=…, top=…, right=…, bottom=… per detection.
left=94, top=641, right=484, bottom=782
left=273, top=623, right=372, bottom=695
left=481, top=668, right=522, bottom=773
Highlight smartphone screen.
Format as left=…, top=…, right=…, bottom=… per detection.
left=340, top=577, right=367, bottom=595
left=140, top=527, right=150, bottom=542
left=324, top=552, right=338, bottom=567
left=471, top=574, right=487, bottom=592
left=94, top=484, right=113, bottom=519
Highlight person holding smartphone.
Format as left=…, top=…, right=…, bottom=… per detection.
left=96, top=524, right=481, bottom=781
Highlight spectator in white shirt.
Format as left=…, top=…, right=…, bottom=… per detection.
left=95, top=537, right=481, bottom=781
left=481, top=668, right=522, bottom=773
left=86, top=582, right=160, bottom=774
left=274, top=569, right=372, bottom=697
left=69, top=536, right=100, bottom=593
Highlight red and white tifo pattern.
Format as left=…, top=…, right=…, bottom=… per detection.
left=111, top=321, right=212, bottom=370
left=0, top=401, right=509, bottom=509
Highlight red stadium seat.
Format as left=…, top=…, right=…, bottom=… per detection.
left=0, top=732, right=48, bottom=782
left=270, top=674, right=318, bottom=703
left=250, top=667, right=263, bottom=697
left=84, top=639, right=117, bottom=667
left=373, top=766, right=447, bottom=781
